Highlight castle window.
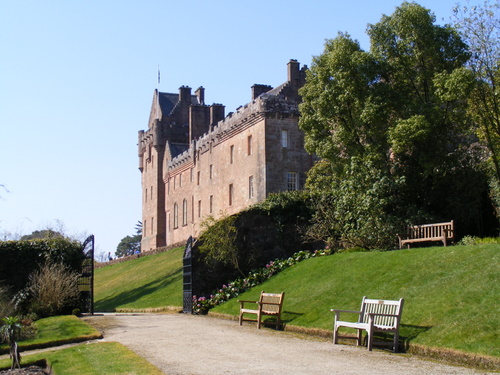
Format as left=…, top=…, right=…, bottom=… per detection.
left=229, top=183, right=234, bottom=206
left=144, top=220, right=147, bottom=235
left=230, top=145, right=234, bottom=164
left=190, top=168, right=194, bottom=182
left=145, top=188, right=148, bottom=202
left=247, top=135, right=253, bottom=155
left=173, top=203, right=179, bottom=229
left=249, top=176, right=254, bottom=199
left=182, top=199, right=188, bottom=226
left=210, top=164, right=213, bottom=179
left=281, top=130, right=288, bottom=148
left=151, top=217, right=154, bottom=234
left=198, top=200, right=201, bottom=217
left=209, top=195, right=213, bottom=214
left=179, top=173, right=182, bottom=187
left=197, top=171, right=200, bottom=185
left=287, top=172, right=298, bottom=191
left=151, top=186, right=153, bottom=200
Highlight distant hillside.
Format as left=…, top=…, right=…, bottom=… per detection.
left=94, top=244, right=499, bottom=368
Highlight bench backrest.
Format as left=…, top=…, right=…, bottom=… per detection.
left=358, top=297, right=404, bottom=328
left=405, top=221, right=454, bottom=240
left=259, top=292, right=285, bottom=314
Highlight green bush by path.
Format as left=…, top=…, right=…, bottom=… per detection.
left=0, top=342, right=163, bottom=375
left=0, top=315, right=101, bottom=353
left=94, top=247, right=183, bottom=311
left=211, top=244, right=499, bottom=359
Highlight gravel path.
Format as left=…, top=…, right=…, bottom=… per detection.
left=84, top=313, right=492, bottom=375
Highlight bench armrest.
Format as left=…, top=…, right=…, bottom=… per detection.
left=238, top=300, right=257, bottom=307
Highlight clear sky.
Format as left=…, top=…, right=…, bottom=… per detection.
left=0, top=0, right=472, bottom=257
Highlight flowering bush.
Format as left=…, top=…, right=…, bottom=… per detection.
left=192, top=249, right=331, bottom=314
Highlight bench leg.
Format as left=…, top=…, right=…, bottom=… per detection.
left=393, top=331, right=399, bottom=353
left=333, top=324, right=339, bottom=344
left=357, top=329, right=363, bottom=346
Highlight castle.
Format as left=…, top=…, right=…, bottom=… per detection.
left=138, top=60, right=314, bottom=250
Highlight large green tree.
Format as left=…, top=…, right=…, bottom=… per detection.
left=300, top=2, right=489, bottom=248
left=453, top=0, right=500, bottom=216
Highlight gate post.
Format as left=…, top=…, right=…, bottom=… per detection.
left=183, top=236, right=194, bottom=314
left=79, top=235, right=95, bottom=315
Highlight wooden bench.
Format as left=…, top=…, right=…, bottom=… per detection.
left=398, top=220, right=454, bottom=249
left=239, top=291, right=285, bottom=329
left=331, top=296, right=404, bottom=352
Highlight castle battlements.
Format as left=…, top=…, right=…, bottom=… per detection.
left=139, top=60, right=312, bottom=250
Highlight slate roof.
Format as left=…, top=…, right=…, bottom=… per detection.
left=158, top=92, right=200, bottom=116
left=169, top=142, right=189, bottom=159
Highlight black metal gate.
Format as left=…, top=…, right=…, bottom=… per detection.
left=183, top=236, right=194, bottom=314
left=78, top=235, right=94, bottom=315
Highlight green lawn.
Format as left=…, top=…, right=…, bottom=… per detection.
left=94, top=247, right=183, bottom=311
left=211, top=244, right=499, bottom=359
left=0, top=342, right=163, bottom=375
left=93, top=243, right=499, bottom=366
left=0, top=315, right=101, bottom=353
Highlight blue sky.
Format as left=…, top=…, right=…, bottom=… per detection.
left=0, top=0, right=470, bottom=257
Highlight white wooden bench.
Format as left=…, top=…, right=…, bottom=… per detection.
left=238, top=291, right=285, bottom=329
left=331, top=296, right=404, bottom=352
left=398, top=220, right=454, bottom=249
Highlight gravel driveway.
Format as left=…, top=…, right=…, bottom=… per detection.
left=84, top=313, right=491, bottom=375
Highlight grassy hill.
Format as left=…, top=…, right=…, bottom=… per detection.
left=94, top=244, right=499, bottom=367
left=94, top=247, right=183, bottom=311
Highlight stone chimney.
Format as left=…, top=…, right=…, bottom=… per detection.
left=287, top=59, right=300, bottom=87
left=251, top=84, right=273, bottom=100
left=210, top=104, right=225, bottom=126
left=179, top=86, right=192, bottom=103
left=195, top=86, right=205, bottom=105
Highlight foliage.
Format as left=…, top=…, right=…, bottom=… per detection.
left=0, top=316, right=22, bottom=369
left=192, top=249, right=332, bottom=314
left=0, top=285, right=14, bottom=319
left=457, top=235, right=500, bottom=245
left=193, top=191, right=317, bottom=296
left=115, top=234, right=141, bottom=258
left=199, top=215, right=242, bottom=276
left=299, top=2, right=494, bottom=247
left=115, top=221, right=142, bottom=258
left=0, top=237, right=84, bottom=295
left=453, top=0, right=500, bottom=218
left=24, top=261, right=81, bottom=317
left=20, top=229, right=63, bottom=240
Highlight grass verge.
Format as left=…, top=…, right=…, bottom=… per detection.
left=0, top=315, right=102, bottom=354
left=0, top=341, right=163, bottom=374
left=94, top=246, right=183, bottom=311
left=210, top=244, right=499, bottom=370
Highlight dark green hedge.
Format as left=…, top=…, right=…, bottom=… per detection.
left=0, top=238, right=84, bottom=294
left=192, top=191, right=321, bottom=296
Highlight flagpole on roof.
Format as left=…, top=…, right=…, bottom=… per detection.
left=157, top=64, right=161, bottom=120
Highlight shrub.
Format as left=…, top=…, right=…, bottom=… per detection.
left=26, top=261, right=81, bottom=317
left=0, top=285, right=14, bottom=319
left=192, top=249, right=332, bottom=314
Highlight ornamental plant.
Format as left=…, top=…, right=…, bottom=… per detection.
left=192, top=249, right=331, bottom=314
